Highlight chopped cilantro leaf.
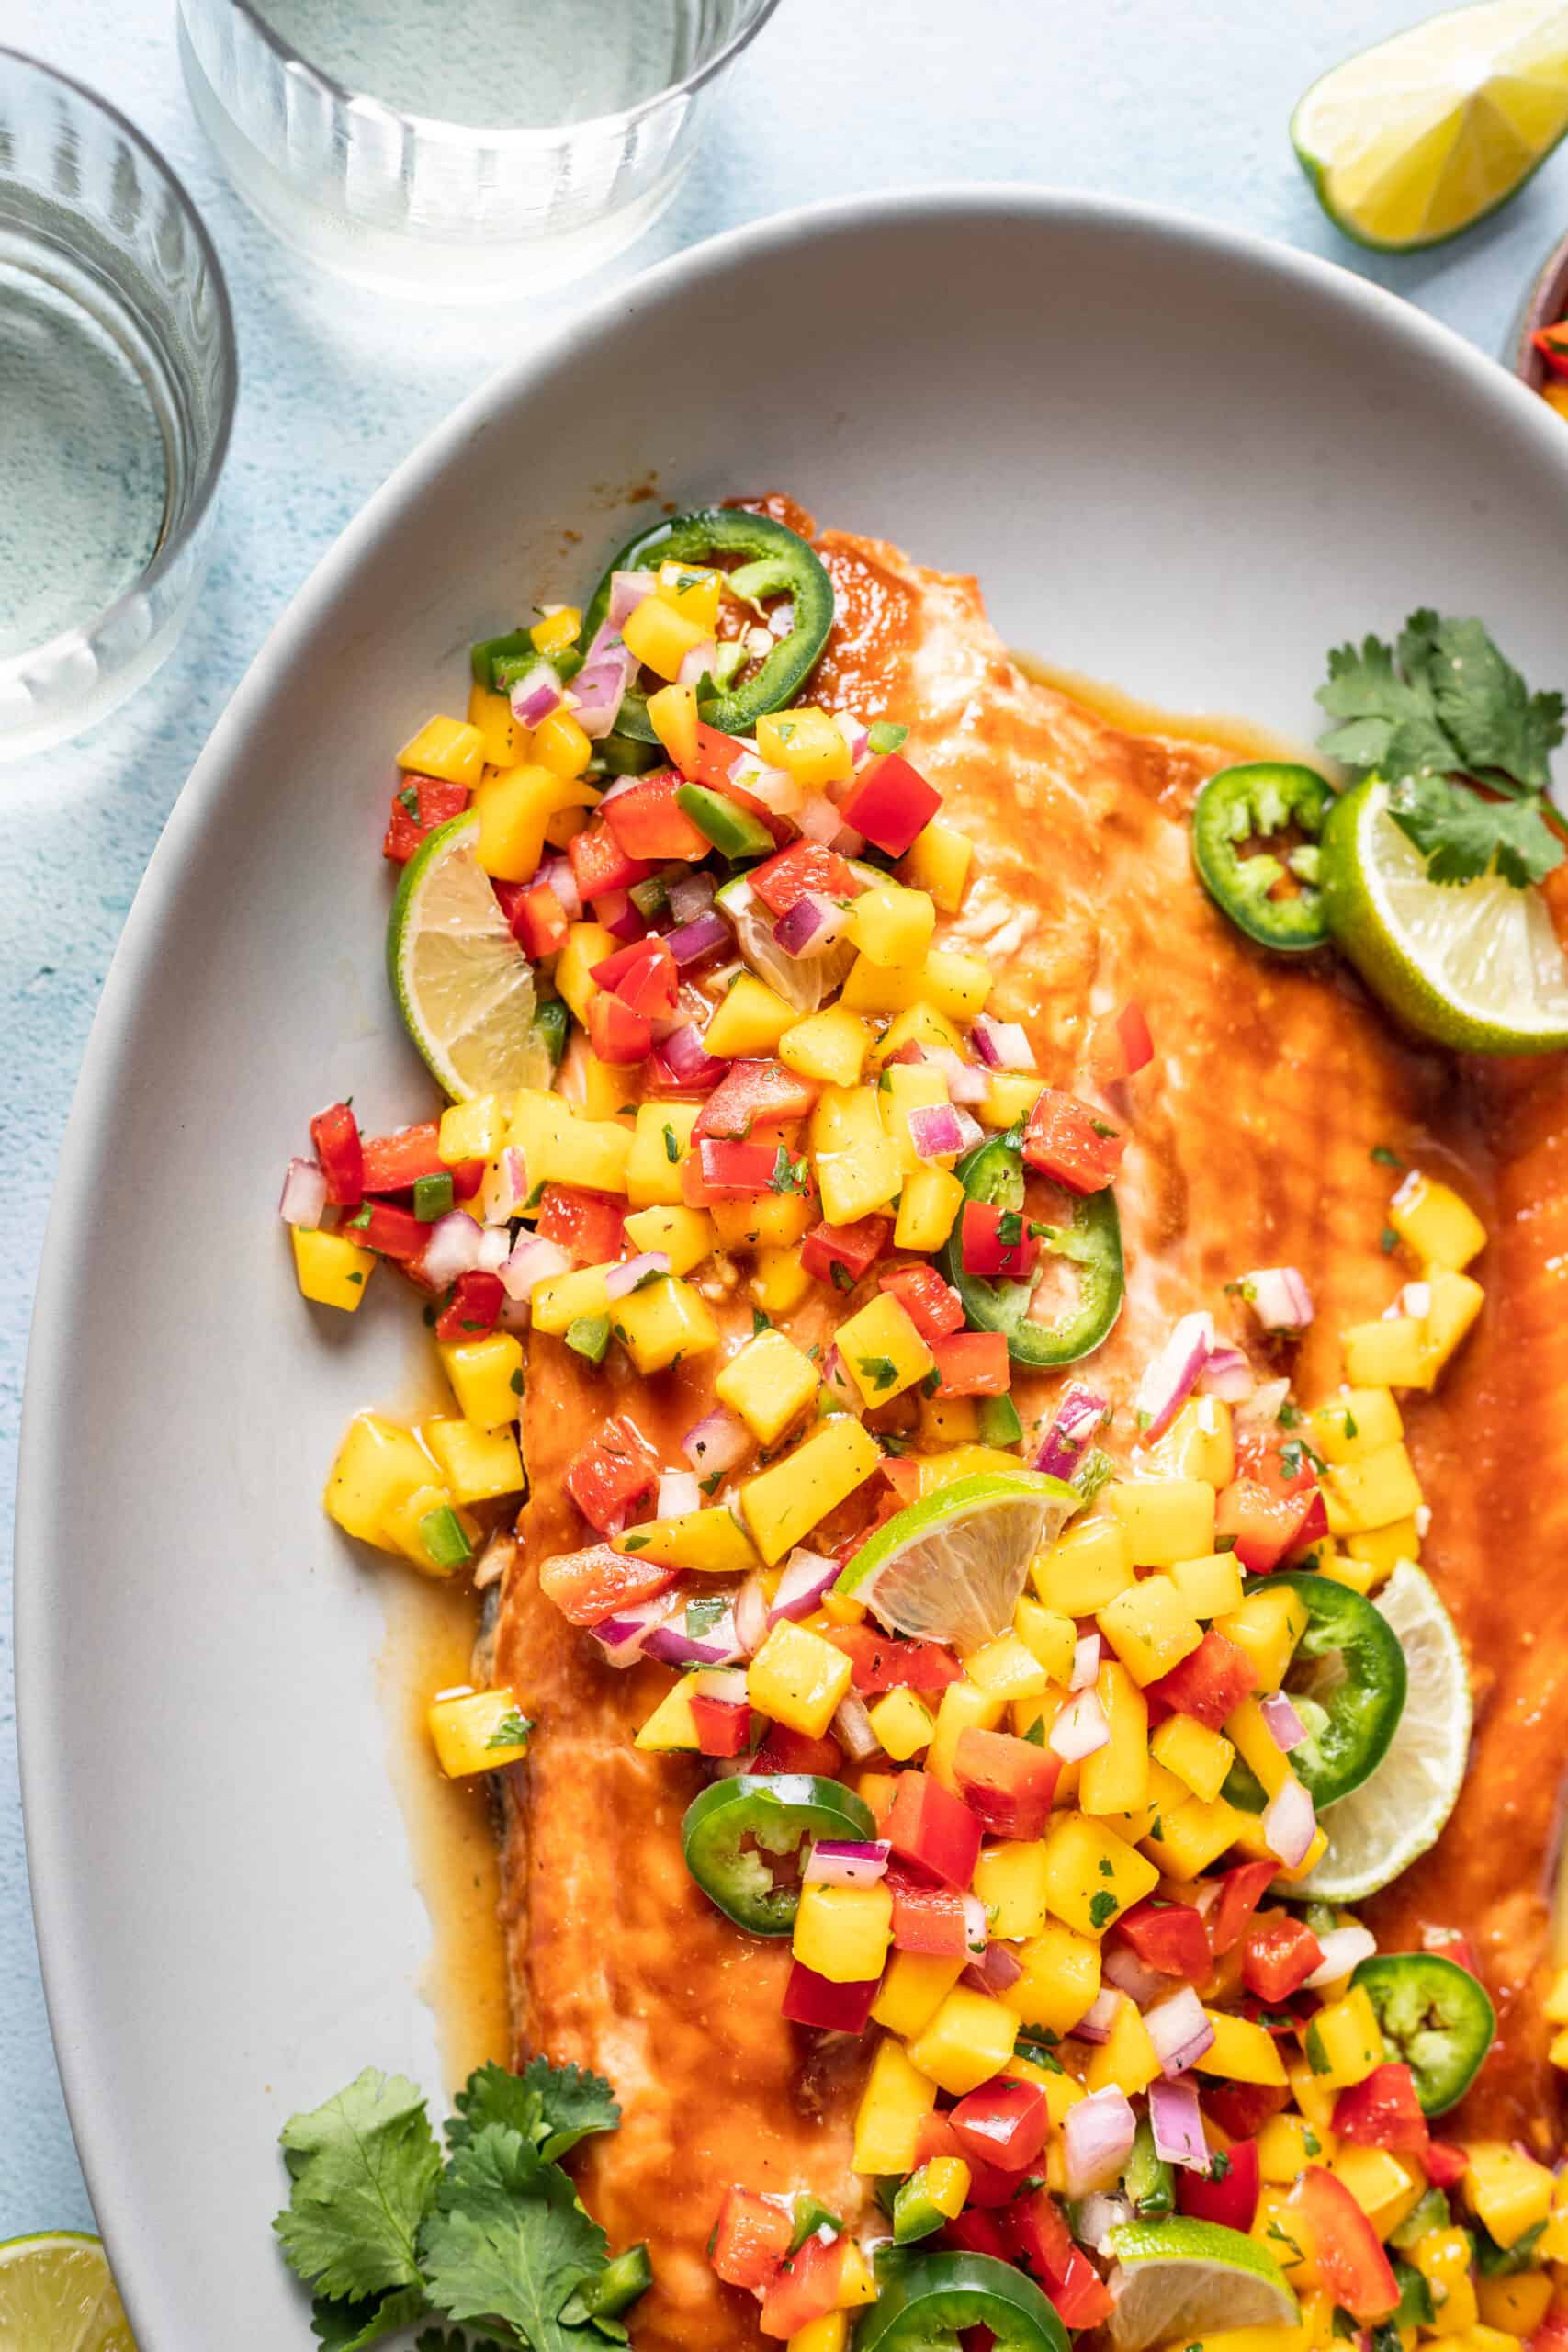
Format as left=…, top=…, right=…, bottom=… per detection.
left=485, top=1709, right=532, bottom=1751
left=857, top=1354, right=898, bottom=1393
left=662, top=1125, right=681, bottom=1163
left=274, top=2069, right=439, bottom=2302
left=1371, top=1143, right=1404, bottom=1169
left=1089, top=1890, right=1118, bottom=1930
left=1381, top=1226, right=1399, bottom=1254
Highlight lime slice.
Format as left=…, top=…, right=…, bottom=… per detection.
left=0, top=2233, right=138, bottom=2350
left=1292, top=1561, right=1470, bottom=1903
left=1320, top=776, right=1568, bottom=1054
left=1107, top=2217, right=1298, bottom=2352
left=387, top=814, right=550, bottom=1101
left=835, top=1470, right=1077, bottom=1651
left=1292, top=0, right=1568, bottom=252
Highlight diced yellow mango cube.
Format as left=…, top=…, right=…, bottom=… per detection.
left=977, top=1073, right=1045, bottom=1132
left=633, top=1677, right=702, bottom=1751
left=1151, top=1396, right=1235, bottom=1487
left=1086, top=1998, right=1163, bottom=2096
left=1390, top=1169, right=1486, bottom=1272
left=293, top=1226, right=376, bottom=1311
left=1202, top=2007, right=1288, bottom=2086
left=1345, top=1518, right=1418, bottom=1578
left=440, top=1332, right=524, bottom=1431
left=323, top=1411, right=434, bottom=1545
left=1013, top=1598, right=1077, bottom=1685
left=621, top=593, right=709, bottom=680
left=710, top=1190, right=818, bottom=1253
left=1150, top=1790, right=1251, bottom=1879
left=1258, top=2111, right=1336, bottom=2183
left=748, top=1619, right=853, bottom=1737
left=1546, top=1966, right=1568, bottom=2025
left=758, top=706, right=853, bottom=788
left=532, top=706, right=593, bottom=781
left=1318, top=1551, right=1376, bottom=1597
left=467, top=681, right=525, bottom=769
left=1304, top=1984, right=1385, bottom=2087
left=1032, top=1517, right=1134, bottom=1613
left=1464, top=2143, right=1555, bottom=2246
left=1322, top=1441, right=1423, bottom=1536
left=899, top=820, right=973, bottom=913
left=927, top=1678, right=1005, bottom=1792
left=974, top=1840, right=1052, bottom=1940
left=1042, top=1813, right=1159, bottom=1937
left=646, top=681, right=699, bottom=774
left=625, top=1102, right=700, bottom=1207
left=1110, top=1478, right=1217, bottom=1566
left=868, top=1687, right=936, bottom=1762
left=553, top=922, right=617, bottom=1025
left=1413, top=2227, right=1479, bottom=2335
left=1287, top=2055, right=1339, bottom=2135
left=531, top=1262, right=614, bottom=1334
left=1332, top=2143, right=1424, bottom=2238
left=779, top=1005, right=872, bottom=1087
left=852, top=2037, right=937, bottom=2172
left=1151, top=1712, right=1235, bottom=1804
left=613, top=1508, right=758, bottom=1577
left=872, top=1001, right=965, bottom=1065
left=1341, top=1315, right=1430, bottom=1391
left=427, top=1684, right=530, bottom=1774
left=834, top=1291, right=934, bottom=1405
left=1479, top=2273, right=1555, bottom=2338
left=1218, top=1584, right=1310, bottom=1691
left=849, top=881, right=937, bottom=968
left=439, top=1092, right=510, bottom=1164
left=896, top=1167, right=964, bottom=1251
left=751, top=1246, right=815, bottom=1317
left=705, top=971, right=798, bottom=1058
left=420, top=1417, right=525, bottom=1507
left=740, top=1418, right=883, bottom=1565
left=610, top=1275, right=718, bottom=1374
left=1079, top=1663, right=1150, bottom=1817
left=529, top=603, right=581, bottom=656
left=818, top=1137, right=904, bottom=1227
left=834, top=2243, right=876, bottom=2310
left=716, top=1329, right=821, bottom=1445
left=793, top=1883, right=894, bottom=1983
left=880, top=1061, right=952, bottom=1170
left=1002, top=1921, right=1102, bottom=2036
left=655, top=559, right=720, bottom=630
left=965, top=1632, right=1051, bottom=1703
left=397, top=713, right=486, bottom=786
left=1098, top=1573, right=1203, bottom=1686
left=907, top=1988, right=1019, bottom=2095
left=920, top=1396, right=981, bottom=1446
left=872, top=1951, right=967, bottom=2038
left=1309, top=1387, right=1404, bottom=1465
left=472, top=763, right=593, bottom=884
left=1225, top=1695, right=1293, bottom=1801
left=790, top=2314, right=848, bottom=2352
left=1420, top=1270, right=1483, bottom=1385
left=1170, top=1552, right=1247, bottom=1618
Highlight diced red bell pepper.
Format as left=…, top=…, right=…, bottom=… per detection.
left=959, top=1201, right=1037, bottom=1278
left=1526, top=2309, right=1568, bottom=2352
left=950, top=2078, right=1050, bottom=2173
left=1286, top=2166, right=1400, bottom=2323
left=916, top=2111, right=1024, bottom=2207
left=1533, top=321, right=1568, bottom=381
left=497, top=878, right=570, bottom=959
left=691, top=1693, right=752, bottom=1758
left=709, top=2186, right=794, bottom=2290
left=563, top=1413, right=660, bottom=1536
left=750, top=840, right=863, bottom=918
left=1202, top=2081, right=1290, bottom=2141
left=536, top=1185, right=627, bottom=1268
left=1216, top=1476, right=1324, bottom=1575
left=602, top=771, right=709, bottom=862
left=310, top=1102, right=364, bottom=1207
left=1206, top=1859, right=1280, bottom=1957
left=943, top=2208, right=1012, bottom=2262
left=1113, top=1897, right=1212, bottom=1983
left=382, top=773, right=469, bottom=864
left=759, top=2228, right=846, bottom=2338
left=537, top=1541, right=677, bottom=1626
left=358, top=1122, right=446, bottom=1192
left=878, top=1263, right=966, bottom=1341
left=347, top=1197, right=429, bottom=1261
left=754, top=1724, right=843, bottom=1778
left=435, top=1269, right=505, bottom=1341
left=568, top=816, right=658, bottom=901
left=801, top=1216, right=891, bottom=1291
left=887, top=1866, right=970, bottom=1956
left=1243, top=1911, right=1325, bottom=2004
left=929, top=1331, right=1012, bottom=1397
left=839, top=752, right=942, bottom=856
left=1021, top=1090, right=1124, bottom=1194
left=1332, top=2064, right=1429, bottom=2156
left=778, top=1959, right=878, bottom=2034
left=1003, top=2192, right=1114, bottom=2328
left=1424, top=2138, right=1470, bottom=2189
left=885, top=1770, right=983, bottom=1891
left=1145, top=1631, right=1258, bottom=1734
left=953, top=1728, right=1061, bottom=1839
left=1178, top=2138, right=1259, bottom=2234
left=592, top=935, right=679, bottom=1020
left=689, top=722, right=754, bottom=790
left=1088, top=1001, right=1155, bottom=1084
left=822, top=1628, right=963, bottom=1696
left=587, top=989, right=652, bottom=1066
left=694, top=1058, right=819, bottom=1140
left=694, top=1137, right=784, bottom=1196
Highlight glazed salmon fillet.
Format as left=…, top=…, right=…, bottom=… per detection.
left=492, top=510, right=1568, bottom=2347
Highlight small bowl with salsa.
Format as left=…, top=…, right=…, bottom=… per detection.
left=1514, top=227, right=1568, bottom=417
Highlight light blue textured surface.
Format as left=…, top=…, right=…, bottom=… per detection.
left=4, top=0, right=1563, bottom=2245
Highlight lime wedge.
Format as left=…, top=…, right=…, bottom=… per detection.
left=1292, top=1561, right=1470, bottom=1903
left=1106, top=2217, right=1298, bottom=2352
left=835, top=1470, right=1077, bottom=1651
left=386, top=814, right=550, bottom=1101
left=1320, top=776, right=1568, bottom=1054
left=0, top=2233, right=138, bottom=2350
left=1292, top=0, right=1568, bottom=252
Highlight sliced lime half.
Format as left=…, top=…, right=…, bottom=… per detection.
left=0, top=2232, right=138, bottom=2351
left=835, top=1470, right=1077, bottom=1652
left=386, top=813, right=551, bottom=1101
left=1106, top=2216, right=1299, bottom=2352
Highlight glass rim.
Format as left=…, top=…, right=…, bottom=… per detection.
left=0, top=43, right=239, bottom=696
left=193, top=0, right=784, bottom=148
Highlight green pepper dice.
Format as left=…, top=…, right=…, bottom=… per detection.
left=939, top=1135, right=1123, bottom=1369
left=1350, top=1951, right=1496, bottom=2115
left=1191, top=763, right=1335, bottom=952
left=853, top=2250, right=1067, bottom=2352
left=680, top=1774, right=875, bottom=1937
left=581, top=507, right=835, bottom=746
left=1224, top=1571, right=1406, bottom=1815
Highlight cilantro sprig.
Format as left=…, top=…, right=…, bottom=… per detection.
left=274, top=2058, right=646, bottom=2352
left=1316, top=610, right=1565, bottom=889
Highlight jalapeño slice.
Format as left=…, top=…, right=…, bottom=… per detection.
left=680, top=1773, right=874, bottom=1937
left=853, top=2250, right=1067, bottom=2352
left=939, top=1134, right=1123, bottom=1369
left=1224, top=1571, right=1406, bottom=1815
left=1192, top=762, right=1334, bottom=951
left=581, top=507, right=835, bottom=745
left=1348, top=1952, right=1495, bottom=2116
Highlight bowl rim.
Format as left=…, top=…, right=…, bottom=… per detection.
left=0, top=43, right=238, bottom=703
left=18, top=180, right=1568, bottom=2344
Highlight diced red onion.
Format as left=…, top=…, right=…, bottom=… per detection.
left=592, top=1590, right=683, bottom=1668
left=1050, top=1688, right=1110, bottom=1761
left=1076, top=1986, right=1122, bottom=2045
left=1303, top=1925, right=1377, bottom=1989
left=961, top=1894, right=988, bottom=1955
left=690, top=1664, right=750, bottom=1708
left=906, top=1102, right=966, bottom=1162
left=676, top=638, right=719, bottom=688
left=1235, top=1375, right=1291, bottom=1439
left=667, top=870, right=716, bottom=923
left=538, top=853, right=581, bottom=922
left=645, top=1608, right=743, bottom=1668
left=962, top=1940, right=1024, bottom=1996
left=1198, top=1344, right=1255, bottom=1402
left=682, top=1405, right=749, bottom=1474
left=501, top=1231, right=572, bottom=1301
left=509, top=662, right=564, bottom=728
left=423, top=1209, right=486, bottom=1286
left=479, top=1145, right=529, bottom=1227
left=667, top=910, right=732, bottom=967
left=1070, top=1634, right=1101, bottom=1691
left=832, top=1693, right=881, bottom=1762
left=805, top=1838, right=890, bottom=1888
left=1263, top=1772, right=1317, bottom=1868
left=657, top=1469, right=701, bottom=1520
left=1145, top=1987, right=1215, bottom=2078
left=773, top=891, right=852, bottom=959
left=734, top=1570, right=769, bottom=1657
left=1244, top=1265, right=1314, bottom=1334
left=1065, top=2086, right=1137, bottom=2198
left=971, top=1015, right=1036, bottom=1072
left=572, top=623, right=637, bottom=740
left=1035, top=1382, right=1111, bottom=1478
left=1077, top=2193, right=1134, bottom=2253
left=605, top=1250, right=670, bottom=1300
left=1101, top=1943, right=1168, bottom=2008
left=475, top=1227, right=512, bottom=1275
left=834, top=710, right=870, bottom=765
left=1135, top=1310, right=1215, bottom=1444
left=279, top=1158, right=328, bottom=1229
left=1259, top=1690, right=1307, bottom=1752
left=731, top=753, right=804, bottom=816
left=952, top=1108, right=986, bottom=1152
left=1148, top=2075, right=1211, bottom=2172
left=654, top=1023, right=727, bottom=1091
left=927, top=1047, right=989, bottom=1107
left=768, top=1549, right=840, bottom=1626
left=599, top=892, right=647, bottom=942
left=607, top=570, right=656, bottom=628
left=795, top=794, right=842, bottom=845
left=496, top=1294, right=532, bottom=1333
